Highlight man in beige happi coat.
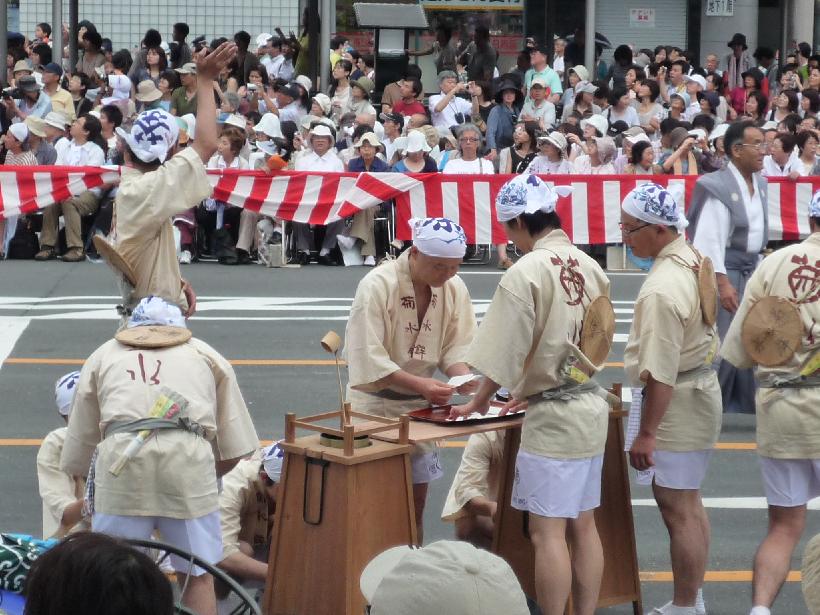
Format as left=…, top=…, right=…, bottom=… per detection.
left=721, top=189, right=820, bottom=615
left=110, top=42, right=237, bottom=317
left=37, top=371, right=89, bottom=539
left=451, top=174, right=611, bottom=615
left=344, top=217, right=477, bottom=542
left=621, top=183, right=722, bottom=615
left=441, top=429, right=505, bottom=549
left=61, top=297, right=259, bottom=615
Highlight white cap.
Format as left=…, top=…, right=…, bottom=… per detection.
left=684, top=73, right=707, bottom=90
left=256, top=33, right=273, bottom=48
left=625, top=132, right=651, bottom=145
left=55, top=371, right=81, bottom=417
left=580, top=114, right=608, bottom=137
left=294, top=74, right=312, bottom=93
left=116, top=109, right=179, bottom=163
left=43, top=111, right=69, bottom=129
left=361, top=541, right=530, bottom=615
left=261, top=443, right=284, bottom=482
left=254, top=113, right=284, bottom=139
left=8, top=123, right=28, bottom=142
left=222, top=114, right=246, bottom=130
left=310, top=124, right=334, bottom=139
left=708, top=122, right=729, bottom=143
left=405, top=130, right=431, bottom=153
left=180, top=113, right=197, bottom=140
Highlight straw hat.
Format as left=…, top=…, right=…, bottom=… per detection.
left=579, top=295, right=615, bottom=367
left=92, top=236, right=137, bottom=286
left=135, top=79, right=162, bottom=102
left=741, top=297, right=802, bottom=366
left=698, top=256, right=718, bottom=326
left=353, top=132, right=382, bottom=149
left=24, top=116, right=47, bottom=138
left=115, top=297, right=192, bottom=349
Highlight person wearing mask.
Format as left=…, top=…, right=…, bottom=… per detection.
left=35, top=114, right=106, bottom=262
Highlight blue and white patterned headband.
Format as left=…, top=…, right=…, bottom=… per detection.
left=621, top=182, right=688, bottom=232
left=127, top=296, right=186, bottom=329
left=495, top=174, right=573, bottom=223
left=409, top=217, right=467, bottom=258
left=55, top=371, right=81, bottom=417
left=810, top=189, right=820, bottom=219
left=262, top=443, right=285, bottom=482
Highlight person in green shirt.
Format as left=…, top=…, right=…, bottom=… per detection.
left=170, top=62, right=197, bottom=116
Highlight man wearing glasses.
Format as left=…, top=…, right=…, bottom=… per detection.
left=687, top=120, right=768, bottom=415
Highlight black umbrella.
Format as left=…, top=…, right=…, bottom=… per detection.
left=565, top=31, right=612, bottom=49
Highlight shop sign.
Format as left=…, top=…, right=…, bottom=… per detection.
left=629, top=8, right=655, bottom=28
left=705, top=0, right=734, bottom=16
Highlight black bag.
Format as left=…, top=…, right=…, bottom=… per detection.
left=213, top=228, right=238, bottom=265
left=6, top=219, right=39, bottom=259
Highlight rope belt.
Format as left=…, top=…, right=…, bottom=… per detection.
left=527, top=378, right=608, bottom=403
left=366, top=389, right=426, bottom=401
left=759, top=374, right=820, bottom=389
left=105, top=417, right=207, bottom=439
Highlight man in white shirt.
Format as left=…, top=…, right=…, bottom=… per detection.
left=380, top=111, right=404, bottom=163
left=428, top=71, right=472, bottom=133
left=687, top=120, right=768, bottom=415
left=262, top=37, right=286, bottom=82
left=35, top=115, right=107, bottom=262
left=292, top=124, right=346, bottom=265
left=683, top=74, right=707, bottom=122
left=273, top=83, right=304, bottom=124
left=552, top=38, right=567, bottom=83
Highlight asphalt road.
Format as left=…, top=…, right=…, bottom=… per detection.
left=0, top=258, right=815, bottom=614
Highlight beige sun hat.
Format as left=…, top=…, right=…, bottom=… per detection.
left=135, top=79, right=162, bottom=102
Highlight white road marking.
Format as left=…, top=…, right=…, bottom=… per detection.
left=0, top=317, right=31, bottom=371
left=632, top=497, right=820, bottom=510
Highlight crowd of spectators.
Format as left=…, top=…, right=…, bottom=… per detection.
left=0, top=20, right=817, bottom=268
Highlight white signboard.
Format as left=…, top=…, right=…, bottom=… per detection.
left=705, top=0, right=734, bottom=16
left=629, top=8, right=655, bottom=28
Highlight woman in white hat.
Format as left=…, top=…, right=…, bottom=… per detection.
left=0, top=123, right=37, bottom=257
left=527, top=130, right=574, bottom=175
left=572, top=135, right=616, bottom=174
left=309, top=92, right=332, bottom=118
left=392, top=130, right=438, bottom=173
left=343, top=132, right=389, bottom=265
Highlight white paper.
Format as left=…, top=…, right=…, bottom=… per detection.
left=450, top=404, right=523, bottom=422
left=625, top=386, right=654, bottom=484
left=447, top=373, right=481, bottom=388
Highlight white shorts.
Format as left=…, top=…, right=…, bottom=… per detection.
left=93, top=511, right=222, bottom=576
left=511, top=450, right=603, bottom=519
left=635, top=450, right=713, bottom=490
left=759, top=457, right=820, bottom=507
left=411, top=450, right=443, bottom=485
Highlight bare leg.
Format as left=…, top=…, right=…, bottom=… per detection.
left=567, top=510, right=604, bottom=615
left=496, top=243, right=510, bottom=265
left=177, top=571, right=217, bottom=615
left=529, top=514, right=571, bottom=615
left=752, top=504, right=806, bottom=608
left=455, top=515, right=495, bottom=550
left=413, top=482, right=428, bottom=545
left=653, top=483, right=710, bottom=607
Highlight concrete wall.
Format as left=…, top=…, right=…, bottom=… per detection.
left=20, top=0, right=299, bottom=54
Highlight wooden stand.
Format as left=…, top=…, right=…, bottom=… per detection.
left=365, top=385, right=642, bottom=614
left=262, top=408, right=416, bottom=615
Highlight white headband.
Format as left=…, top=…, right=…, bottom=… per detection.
left=621, top=183, right=688, bottom=232
left=115, top=109, right=180, bottom=163
left=55, top=371, right=81, bottom=417
left=495, top=174, right=573, bottom=223
left=262, top=443, right=284, bottom=482
left=127, top=296, right=187, bottom=329
left=409, top=217, right=467, bottom=258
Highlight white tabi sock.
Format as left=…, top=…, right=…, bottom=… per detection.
left=749, top=607, right=771, bottom=615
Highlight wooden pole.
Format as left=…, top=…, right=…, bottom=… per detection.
left=285, top=413, right=296, bottom=443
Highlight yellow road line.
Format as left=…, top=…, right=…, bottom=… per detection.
left=640, top=571, right=800, bottom=582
